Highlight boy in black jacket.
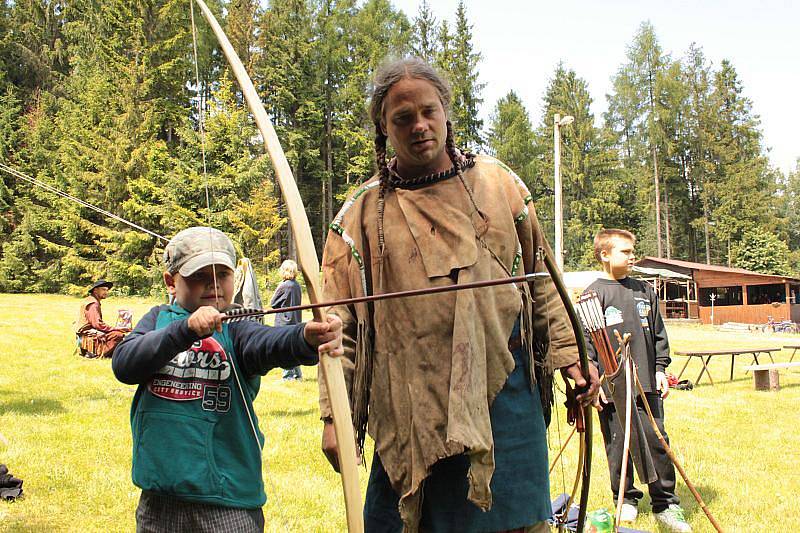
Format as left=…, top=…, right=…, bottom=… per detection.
left=584, top=229, right=691, bottom=532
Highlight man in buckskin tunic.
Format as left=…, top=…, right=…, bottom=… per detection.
left=319, top=58, right=599, bottom=532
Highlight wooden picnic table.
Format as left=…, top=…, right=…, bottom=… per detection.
left=785, top=345, right=800, bottom=363
left=674, top=347, right=782, bottom=386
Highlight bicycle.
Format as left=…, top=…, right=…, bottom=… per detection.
left=760, top=316, right=799, bottom=333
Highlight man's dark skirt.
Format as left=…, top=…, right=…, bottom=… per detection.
left=364, top=321, right=552, bottom=532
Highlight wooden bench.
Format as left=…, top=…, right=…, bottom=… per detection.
left=674, top=348, right=782, bottom=386
left=785, top=345, right=800, bottom=363
left=741, top=362, right=800, bottom=391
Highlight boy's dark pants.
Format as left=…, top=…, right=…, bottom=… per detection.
left=598, top=392, right=680, bottom=513
left=136, top=491, right=264, bottom=533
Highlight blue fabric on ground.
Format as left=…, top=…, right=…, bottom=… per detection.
left=550, top=493, right=651, bottom=533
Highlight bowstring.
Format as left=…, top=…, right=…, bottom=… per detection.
left=188, top=0, right=217, bottom=304
left=464, top=171, right=580, bottom=514
left=538, top=247, right=569, bottom=527
left=189, top=2, right=287, bottom=526
left=465, top=171, right=577, bottom=526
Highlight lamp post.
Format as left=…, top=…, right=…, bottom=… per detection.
left=553, top=113, right=574, bottom=272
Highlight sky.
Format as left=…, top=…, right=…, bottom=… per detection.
left=389, top=0, right=799, bottom=175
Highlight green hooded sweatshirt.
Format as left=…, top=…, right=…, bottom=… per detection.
left=113, top=304, right=317, bottom=508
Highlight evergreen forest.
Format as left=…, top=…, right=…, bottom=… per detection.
left=1, top=0, right=797, bottom=294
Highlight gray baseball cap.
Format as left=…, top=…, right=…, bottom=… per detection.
left=163, top=227, right=237, bottom=276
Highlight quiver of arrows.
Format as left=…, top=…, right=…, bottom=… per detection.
left=576, top=292, right=657, bottom=484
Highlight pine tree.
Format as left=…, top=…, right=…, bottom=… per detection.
left=605, top=25, right=783, bottom=267
left=435, top=19, right=452, bottom=76
left=226, top=0, right=258, bottom=70
left=656, top=58, right=691, bottom=260
left=444, top=1, right=484, bottom=151
left=732, top=228, right=791, bottom=276
left=606, top=22, right=672, bottom=258
left=411, top=0, right=438, bottom=63
left=487, top=91, right=538, bottom=192
left=255, top=0, right=322, bottom=256
left=3, top=0, right=70, bottom=98
left=6, top=5, right=791, bottom=296
left=0, top=0, right=200, bottom=294
left=0, top=87, right=20, bottom=162
left=537, top=65, right=628, bottom=267
left=0, top=86, right=17, bottom=230
left=784, top=160, right=800, bottom=249
left=0, top=0, right=11, bottom=91
left=321, top=0, right=409, bottom=234
left=682, top=43, right=714, bottom=263
left=0, top=92, right=72, bottom=293
left=704, top=60, right=775, bottom=266
left=320, top=0, right=372, bottom=193
left=175, top=73, right=285, bottom=273
left=312, top=0, right=345, bottom=245
left=782, top=160, right=800, bottom=274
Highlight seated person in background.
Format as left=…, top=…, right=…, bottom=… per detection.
left=76, top=279, right=131, bottom=358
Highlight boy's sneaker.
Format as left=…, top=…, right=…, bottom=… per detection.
left=619, top=503, right=638, bottom=522
left=655, top=504, right=692, bottom=532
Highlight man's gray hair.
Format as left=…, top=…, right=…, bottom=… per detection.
left=369, top=57, right=451, bottom=125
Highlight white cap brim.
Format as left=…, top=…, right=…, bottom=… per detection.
left=177, top=251, right=236, bottom=277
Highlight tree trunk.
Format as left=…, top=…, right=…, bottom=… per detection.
left=664, top=175, right=671, bottom=259
left=652, top=144, right=662, bottom=257
left=703, top=207, right=711, bottom=264
left=685, top=156, right=697, bottom=262
left=326, top=115, right=333, bottom=232
left=727, top=234, right=731, bottom=267
left=321, top=178, right=327, bottom=246
left=699, top=167, right=711, bottom=264
left=287, top=164, right=300, bottom=261
left=321, top=115, right=333, bottom=249
left=321, top=46, right=334, bottom=250
left=287, top=217, right=296, bottom=261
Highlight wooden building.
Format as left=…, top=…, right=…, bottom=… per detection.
left=631, top=265, right=697, bottom=319
left=636, top=257, right=800, bottom=325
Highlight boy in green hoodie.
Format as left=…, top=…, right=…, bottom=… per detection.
left=113, top=227, right=342, bottom=532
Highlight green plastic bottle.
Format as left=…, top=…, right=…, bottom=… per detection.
left=585, top=508, right=615, bottom=533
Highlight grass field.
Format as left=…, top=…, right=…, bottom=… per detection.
left=0, top=294, right=798, bottom=532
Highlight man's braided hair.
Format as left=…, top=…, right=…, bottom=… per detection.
left=369, top=57, right=468, bottom=252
